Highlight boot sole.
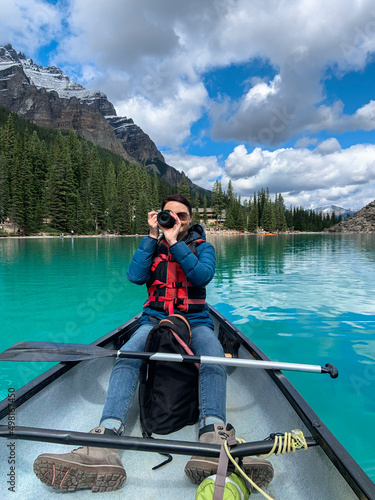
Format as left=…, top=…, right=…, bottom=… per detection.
left=185, top=457, right=274, bottom=488
left=33, top=457, right=126, bottom=492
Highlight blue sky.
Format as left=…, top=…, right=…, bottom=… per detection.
left=1, top=0, right=375, bottom=210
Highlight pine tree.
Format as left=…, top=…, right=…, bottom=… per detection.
left=88, top=146, right=105, bottom=232
left=258, top=188, right=266, bottom=223
left=71, top=140, right=89, bottom=232
left=117, top=165, right=132, bottom=234
left=192, top=193, right=200, bottom=224
left=235, top=195, right=246, bottom=231
left=134, top=191, right=149, bottom=234
left=123, top=165, right=139, bottom=232
left=2, top=115, right=17, bottom=219
left=29, top=131, right=48, bottom=228
left=140, top=166, right=153, bottom=207
left=211, top=180, right=225, bottom=226
left=67, top=131, right=83, bottom=189
left=105, top=162, right=117, bottom=231
left=177, top=174, right=191, bottom=202
left=151, top=176, right=160, bottom=210
left=203, top=195, right=208, bottom=224
left=65, top=159, right=78, bottom=231
left=275, top=193, right=287, bottom=231
left=224, top=201, right=236, bottom=229
left=248, top=193, right=259, bottom=232
left=0, top=154, right=6, bottom=220
left=45, top=162, right=62, bottom=229
left=44, top=132, right=77, bottom=231
left=223, top=180, right=236, bottom=229
left=260, top=188, right=276, bottom=232
left=226, top=180, right=235, bottom=206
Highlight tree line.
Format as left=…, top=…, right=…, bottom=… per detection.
left=0, top=111, right=196, bottom=235
left=0, top=107, right=339, bottom=235
left=211, top=180, right=340, bottom=232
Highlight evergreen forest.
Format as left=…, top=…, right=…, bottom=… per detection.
left=210, top=180, right=341, bottom=232
left=0, top=107, right=339, bottom=235
left=0, top=109, right=193, bottom=235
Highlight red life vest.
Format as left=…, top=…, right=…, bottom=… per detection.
left=145, top=238, right=206, bottom=315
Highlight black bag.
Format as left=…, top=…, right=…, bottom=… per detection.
left=139, top=314, right=199, bottom=436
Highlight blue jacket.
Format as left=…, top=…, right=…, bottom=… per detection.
left=127, top=224, right=215, bottom=328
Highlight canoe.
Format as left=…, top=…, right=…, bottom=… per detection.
left=1, top=304, right=374, bottom=499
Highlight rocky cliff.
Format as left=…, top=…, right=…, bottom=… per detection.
left=0, top=43, right=209, bottom=192
left=0, top=44, right=137, bottom=162
left=106, top=116, right=164, bottom=164
left=326, top=200, right=375, bottom=233
left=0, top=44, right=166, bottom=166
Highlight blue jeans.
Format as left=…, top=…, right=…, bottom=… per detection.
left=100, top=323, right=227, bottom=434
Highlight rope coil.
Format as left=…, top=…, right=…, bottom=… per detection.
left=223, top=429, right=308, bottom=500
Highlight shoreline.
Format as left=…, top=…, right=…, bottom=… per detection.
left=1, top=230, right=372, bottom=240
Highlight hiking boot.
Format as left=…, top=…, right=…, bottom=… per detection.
left=185, top=423, right=274, bottom=488
left=33, top=427, right=126, bottom=492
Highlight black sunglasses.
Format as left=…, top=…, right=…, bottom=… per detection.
left=176, top=212, right=190, bottom=221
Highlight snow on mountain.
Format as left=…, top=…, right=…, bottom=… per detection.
left=0, top=43, right=168, bottom=169
left=0, top=44, right=110, bottom=109
left=313, top=205, right=353, bottom=215
left=21, top=57, right=107, bottom=103
left=309, top=205, right=356, bottom=219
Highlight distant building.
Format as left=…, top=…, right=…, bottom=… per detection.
left=195, top=208, right=225, bottom=225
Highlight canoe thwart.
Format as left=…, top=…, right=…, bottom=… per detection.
left=0, top=425, right=318, bottom=458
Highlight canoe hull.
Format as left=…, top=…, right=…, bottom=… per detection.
left=0, top=306, right=374, bottom=499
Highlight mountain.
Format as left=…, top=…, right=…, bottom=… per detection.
left=325, top=200, right=375, bottom=233
left=0, top=43, right=205, bottom=193
left=0, top=44, right=135, bottom=162
left=310, top=205, right=356, bottom=219
left=106, top=116, right=163, bottom=164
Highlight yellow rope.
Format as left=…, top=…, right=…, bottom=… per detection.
left=223, top=429, right=308, bottom=500
left=258, top=429, right=308, bottom=459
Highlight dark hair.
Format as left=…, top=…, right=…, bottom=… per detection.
left=161, top=194, right=192, bottom=216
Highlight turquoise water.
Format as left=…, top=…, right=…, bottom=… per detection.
left=1, top=234, right=375, bottom=481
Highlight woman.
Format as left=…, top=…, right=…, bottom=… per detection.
left=33, top=194, right=273, bottom=492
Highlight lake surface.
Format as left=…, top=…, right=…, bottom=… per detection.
left=0, top=234, right=374, bottom=481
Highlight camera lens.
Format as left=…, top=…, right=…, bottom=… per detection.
left=157, top=210, right=175, bottom=228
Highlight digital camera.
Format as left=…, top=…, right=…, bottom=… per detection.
left=157, top=209, right=175, bottom=229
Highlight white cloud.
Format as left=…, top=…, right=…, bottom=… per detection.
left=2, top=0, right=375, bottom=210
left=0, top=0, right=62, bottom=55
left=225, top=146, right=265, bottom=178
left=295, top=137, right=318, bottom=148
left=314, top=138, right=342, bottom=155
left=223, top=142, right=375, bottom=210
left=116, top=82, right=208, bottom=148
left=352, top=100, right=375, bottom=130
left=3, top=0, right=375, bottom=149
left=163, top=152, right=223, bottom=190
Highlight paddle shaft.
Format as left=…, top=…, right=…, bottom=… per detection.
left=0, top=341, right=338, bottom=377
left=122, top=351, right=336, bottom=376
left=0, top=425, right=317, bottom=457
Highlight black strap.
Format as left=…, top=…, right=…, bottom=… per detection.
left=142, top=432, right=173, bottom=470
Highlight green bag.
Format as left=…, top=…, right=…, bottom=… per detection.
left=195, top=473, right=250, bottom=500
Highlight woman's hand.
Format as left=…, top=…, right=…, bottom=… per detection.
left=148, top=211, right=159, bottom=239
left=161, top=212, right=181, bottom=246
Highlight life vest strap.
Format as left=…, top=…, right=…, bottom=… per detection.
left=148, top=281, right=192, bottom=291
left=146, top=236, right=206, bottom=314
left=151, top=254, right=170, bottom=271
left=144, top=296, right=206, bottom=314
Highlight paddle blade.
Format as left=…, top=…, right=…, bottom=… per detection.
left=0, top=341, right=114, bottom=362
